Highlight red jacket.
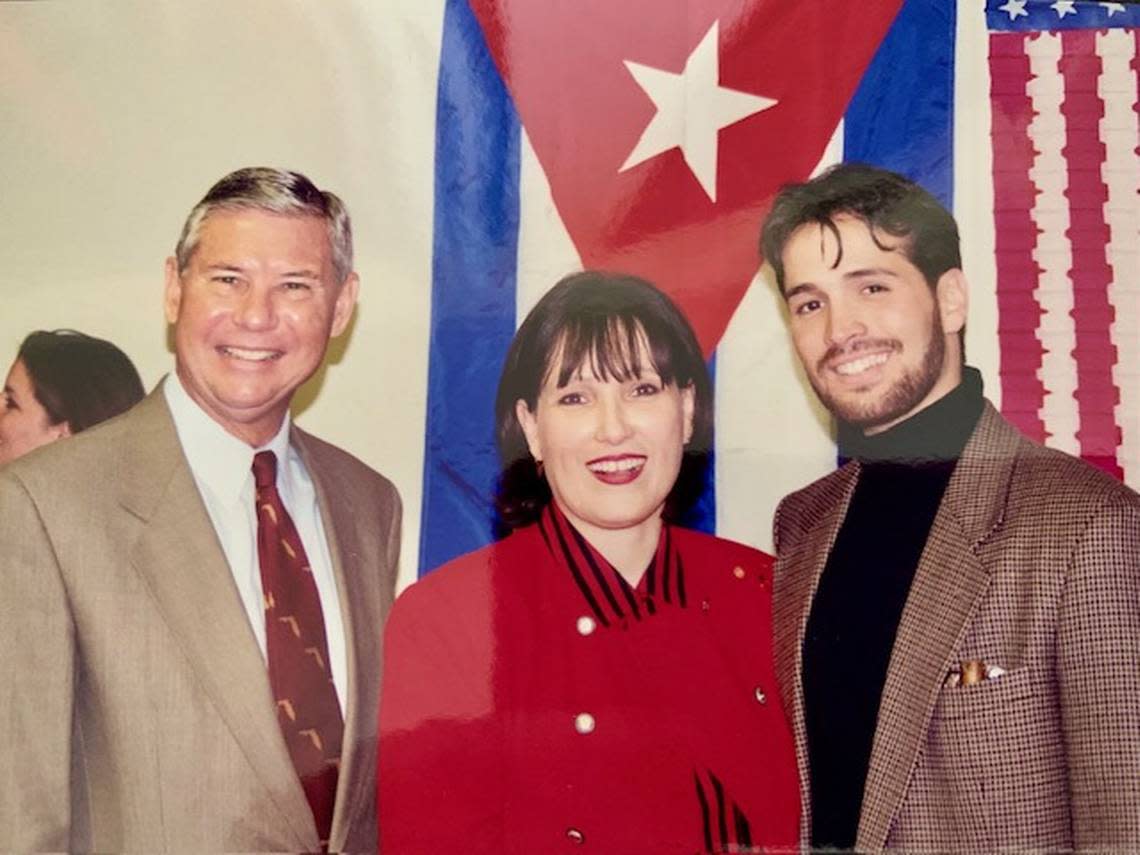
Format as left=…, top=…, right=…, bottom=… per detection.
left=379, top=507, right=799, bottom=853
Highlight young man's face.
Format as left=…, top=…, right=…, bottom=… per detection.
left=780, top=214, right=966, bottom=434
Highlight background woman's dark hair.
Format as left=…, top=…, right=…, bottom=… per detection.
left=18, top=330, right=146, bottom=433
left=494, top=271, right=713, bottom=532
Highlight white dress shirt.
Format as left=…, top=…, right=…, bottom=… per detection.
left=164, top=375, right=347, bottom=712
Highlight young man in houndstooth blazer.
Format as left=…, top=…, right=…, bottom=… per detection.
left=760, top=163, right=1140, bottom=852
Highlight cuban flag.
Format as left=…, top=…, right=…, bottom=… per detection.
left=413, top=0, right=1140, bottom=580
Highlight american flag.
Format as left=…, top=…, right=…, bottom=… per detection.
left=988, top=0, right=1140, bottom=482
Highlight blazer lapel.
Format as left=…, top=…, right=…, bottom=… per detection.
left=121, top=391, right=318, bottom=849
left=773, top=463, right=859, bottom=844
left=294, top=430, right=377, bottom=852
left=856, top=404, right=1019, bottom=849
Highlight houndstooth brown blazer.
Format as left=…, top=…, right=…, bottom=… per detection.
left=773, top=402, right=1140, bottom=852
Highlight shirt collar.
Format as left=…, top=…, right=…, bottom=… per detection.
left=537, top=501, right=685, bottom=629
left=164, top=372, right=293, bottom=505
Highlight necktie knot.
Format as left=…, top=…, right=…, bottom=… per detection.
left=252, top=450, right=278, bottom=491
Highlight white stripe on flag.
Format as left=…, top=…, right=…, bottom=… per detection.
left=954, top=0, right=1000, bottom=399
left=713, top=123, right=844, bottom=553
left=1098, top=28, right=1140, bottom=487
left=1027, top=32, right=1080, bottom=456
left=517, top=128, right=584, bottom=326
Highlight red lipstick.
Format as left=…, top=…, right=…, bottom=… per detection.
left=586, top=454, right=646, bottom=485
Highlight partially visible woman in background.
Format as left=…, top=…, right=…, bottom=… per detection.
left=0, top=329, right=145, bottom=464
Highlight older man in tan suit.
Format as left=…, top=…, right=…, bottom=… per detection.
left=760, top=164, right=1140, bottom=851
left=0, top=167, right=401, bottom=852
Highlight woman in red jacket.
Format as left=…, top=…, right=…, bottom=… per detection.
left=380, top=272, right=799, bottom=853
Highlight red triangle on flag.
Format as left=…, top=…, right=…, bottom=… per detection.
left=470, top=0, right=904, bottom=355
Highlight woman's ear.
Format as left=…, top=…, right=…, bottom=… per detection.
left=681, top=384, right=695, bottom=446
left=515, top=399, right=542, bottom=462
left=54, top=421, right=72, bottom=440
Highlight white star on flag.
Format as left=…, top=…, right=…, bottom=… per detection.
left=620, top=20, right=777, bottom=202
left=1052, top=0, right=1077, bottom=17
left=1100, top=2, right=1126, bottom=14
left=999, top=0, right=1029, bottom=19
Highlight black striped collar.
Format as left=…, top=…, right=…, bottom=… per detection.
left=536, top=502, right=686, bottom=628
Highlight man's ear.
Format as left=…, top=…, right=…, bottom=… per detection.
left=330, top=272, right=360, bottom=337
left=163, top=257, right=183, bottom=325
left=936, top=268, right=968, bottom=337
left=515, top=399, right=542, bottom=462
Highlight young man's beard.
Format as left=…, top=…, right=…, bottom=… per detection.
left=811, top=308, right=947, bottom=432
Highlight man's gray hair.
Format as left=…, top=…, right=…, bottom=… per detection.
left=174, top=167, right=354, bottom=283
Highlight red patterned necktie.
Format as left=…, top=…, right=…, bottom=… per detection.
left=253, top=450, right=343, bottom=850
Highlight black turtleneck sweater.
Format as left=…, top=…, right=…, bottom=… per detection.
left=804, top=368, right=985, bottom=849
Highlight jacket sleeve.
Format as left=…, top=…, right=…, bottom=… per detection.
left=377, top=576, right=504, bottom=854
left=0, top=473, right=76, bottom=850
left=1059, top=490, right=1140, bottom=847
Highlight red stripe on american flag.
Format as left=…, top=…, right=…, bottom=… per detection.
left=990, top=32, right=1047, bottom=442
left=1135, top=28, right=1140, bottom=156
left=1059, top=30, right=1123, bottom=479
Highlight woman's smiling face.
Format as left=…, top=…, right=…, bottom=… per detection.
left=516, top=331, right=694, bottom=543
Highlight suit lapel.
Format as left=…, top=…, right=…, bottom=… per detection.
left=856, top=404, right=1019, bottom=849
left=293, top=430, right=374, bottom=852
left=773, top=463, right=859, bottom=843
left=121, top=391, right=318, bottom=849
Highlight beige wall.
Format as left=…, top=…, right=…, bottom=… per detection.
left=1, top=1, right=447, bottom=589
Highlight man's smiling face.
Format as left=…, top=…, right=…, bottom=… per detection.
left=164, top=208, right=358, bottom=446
left=780, top=214, right=965, bottom=434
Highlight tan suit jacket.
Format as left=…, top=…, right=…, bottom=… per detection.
left=773, top=403, right=1140, bottom=851
left=0, top=389, right=401, bottom=852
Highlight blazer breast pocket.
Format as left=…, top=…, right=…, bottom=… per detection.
left=917, top=664, right=1069, bottom=850
left=932, top=665, right=1034, bottom=720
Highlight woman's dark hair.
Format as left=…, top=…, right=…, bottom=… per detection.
left=494, top=271, right=712, bottom=532
left=18, top=330, right=146, bottom=433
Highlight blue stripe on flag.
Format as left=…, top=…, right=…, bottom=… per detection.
left=844, top=0, right=956, bottom=209
left=419, top=0, right=521, bottom=575
left=987, top=0, right=1140, bottom=31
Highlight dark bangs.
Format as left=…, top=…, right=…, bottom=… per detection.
left=549, top=311, right=684, bottom=391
